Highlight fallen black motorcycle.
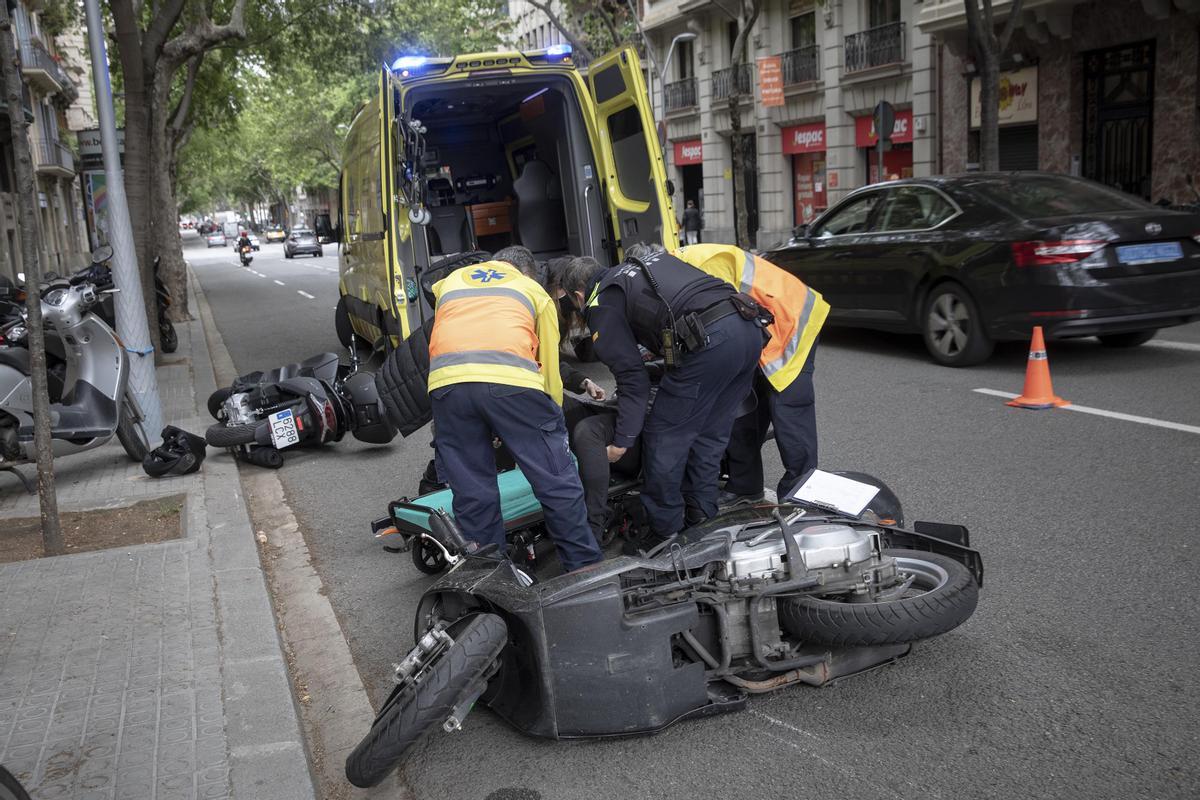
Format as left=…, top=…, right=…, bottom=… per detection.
left=205, top=348, right=394, bottom=468
left=346, top=474, right=983, bottom=788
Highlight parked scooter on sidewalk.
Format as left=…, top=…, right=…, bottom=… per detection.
left=0, top=245, right=152, bottom=490
left=91, top=254, right=178, bottom=354
left=205, top=342, right=394, bottom=468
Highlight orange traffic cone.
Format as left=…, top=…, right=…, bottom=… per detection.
left=1007, top=326, right=1069, bottom=409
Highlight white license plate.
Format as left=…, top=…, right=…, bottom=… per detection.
left=1116, top=242, right=1182, bottom=265
left=268, top=408, right=301, bottom=449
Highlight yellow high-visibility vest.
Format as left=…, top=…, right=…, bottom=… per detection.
left=675, top=244, right=829, bottom=391
left=427, top=262, right=564, bottom=404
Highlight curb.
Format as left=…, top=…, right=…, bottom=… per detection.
left=188, top=261, right=409, bottom=798
left=187, top=264, right=320, bottom=800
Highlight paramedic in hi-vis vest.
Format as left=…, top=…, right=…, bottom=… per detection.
left=674, top=244, right=830, bottom=504
left=426, top=247, right=604, bottom=573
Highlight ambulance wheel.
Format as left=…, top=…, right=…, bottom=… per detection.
left=412, top=537, right=448, bottom=574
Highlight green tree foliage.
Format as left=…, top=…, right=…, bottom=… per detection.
left=175, top=0, right=508, bottom=218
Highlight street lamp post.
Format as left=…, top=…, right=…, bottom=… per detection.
left=657, top=31, right=698, bottom=143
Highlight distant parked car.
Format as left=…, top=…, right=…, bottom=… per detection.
left=265, top=225, right=286, bottom=244
left=205, top=231, right=226, bottom=248
left=284, top=228, right=323, bottom=259
left=765, top=172, right=1200, bottom=366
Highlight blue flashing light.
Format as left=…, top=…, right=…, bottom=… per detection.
left=391, top=55, right=428, bottom=72
left=546, top=43, right=572, bottom=59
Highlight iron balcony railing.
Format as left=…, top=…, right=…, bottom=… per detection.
left=35, top=138, right=74, bottom=174
left=19, top=37, right=72, bottom=94
left=781, top=44, right=820, bottom=85
left=711, top=63, right=753, bottom=101
left=664, top=77, right=698, bottom=112
left=844, top=21, right=906, bottom=73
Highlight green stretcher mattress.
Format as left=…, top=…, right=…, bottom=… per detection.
left=392, top=468, right=543, bottom=533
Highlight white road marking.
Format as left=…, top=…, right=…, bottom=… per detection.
left=974, top=388, right=1200, bottom=435
left=1146, top=339, right=1200, bottom=352
left=297, top=290, right=315, bottom=299
left=273, top=279, right=285, bottom=286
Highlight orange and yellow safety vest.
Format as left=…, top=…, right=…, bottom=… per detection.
left=427, top=262, right=564, bottom=404
left=675, top=244, right=829, bottom=391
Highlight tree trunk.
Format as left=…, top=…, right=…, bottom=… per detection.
left=963, top=0, right=1025, bottom=172
left=729, top=93, right=749, bottom=248
left=977, top=54, right=1000, bottom=171
left=726, top=1, right=762, bottom=249
left=151, top=68, right=189, bottom=322
left=0, top=6, right=62, bottom=553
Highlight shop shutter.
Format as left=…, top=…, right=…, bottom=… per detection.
left=999, top=125, right=1039, bottom=171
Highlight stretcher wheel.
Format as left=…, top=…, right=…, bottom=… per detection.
left=412, top=537, right=448, bottom=574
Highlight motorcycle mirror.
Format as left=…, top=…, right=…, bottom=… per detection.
left=91, top=245, right=114, bottom=264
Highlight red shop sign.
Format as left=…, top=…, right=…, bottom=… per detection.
left=782, top=122, right=826, bottom=155
left=855, top=109, right=913, bottom=146
left=673, top=139, right=703, bottom=165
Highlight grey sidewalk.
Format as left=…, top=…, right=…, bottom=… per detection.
left=0, top=272, right=316, bottom=799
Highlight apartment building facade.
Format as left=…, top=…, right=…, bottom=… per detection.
left=917, top=0, right=1200, bottom=205
left=0, top=2, right=92, bottom=284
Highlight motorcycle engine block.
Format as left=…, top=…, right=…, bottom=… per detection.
left=224, top=392, right=257, bottom=426
left=716, top=522, right=889, bottom=659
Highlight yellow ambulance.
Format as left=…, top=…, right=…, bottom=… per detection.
left=335, top=45, right=679, bottom=350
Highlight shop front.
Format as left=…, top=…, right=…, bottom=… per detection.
left=673, top=138, right=704, bottom=210
left=782, top=121, right=827, bottom=225
left=856, top=109, right=914, bottom=182
left=970, top=66, right=1039, bottom=172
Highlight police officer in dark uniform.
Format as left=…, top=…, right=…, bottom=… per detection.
left=560, top=245, right=765, bottom=549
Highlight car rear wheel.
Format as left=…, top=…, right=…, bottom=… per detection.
left=922, top=283, right=994, bottom=367
left=1097, top=330, right=1157, bottom=348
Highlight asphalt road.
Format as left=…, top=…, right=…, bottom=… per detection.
left=189, top=233, right=1200, bottom=800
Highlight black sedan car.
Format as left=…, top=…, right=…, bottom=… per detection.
left=764, top=173, right=1200, bottom=366
left=284, top=228, right=323, bottom=259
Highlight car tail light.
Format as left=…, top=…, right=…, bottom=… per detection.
left=1011, top=240, right=1107, bottom=267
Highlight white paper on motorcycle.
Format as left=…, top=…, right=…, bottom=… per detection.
left=268, top=408, right=301, bottom=448
left=790, top=469, right=881, bottom=516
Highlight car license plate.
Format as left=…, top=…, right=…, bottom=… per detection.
left=1116, top=242, right=1183, bottom=265
left=268, top=408, right=301, bottom=449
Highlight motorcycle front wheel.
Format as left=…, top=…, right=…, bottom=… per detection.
left=346, top=613, right=508, bottom=788
left=778, top=549, right=978, bottom=646
left=115, top=401, right=150, bottom=462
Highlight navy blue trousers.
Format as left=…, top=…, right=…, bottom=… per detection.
left=725, top=341, right=818, bottom=500
left=430, top=383, right=604, bottom=572
left=641, top=314, right=763, bottom=536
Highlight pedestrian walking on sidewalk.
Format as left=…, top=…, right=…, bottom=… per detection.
left=682, top=200, right=703, bottom=245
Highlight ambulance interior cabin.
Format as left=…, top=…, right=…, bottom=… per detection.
left=404, top=76, right=615, bottom=268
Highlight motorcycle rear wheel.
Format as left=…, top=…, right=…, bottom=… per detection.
left=160, top=320, right=178, bottom=354
left=778, top=549, right=978, bottom=646
left=205, top=422, right=258, bottom=447
left=345, top=613, right=508, bottom=788
left=115, top=402, right=150, bottom=462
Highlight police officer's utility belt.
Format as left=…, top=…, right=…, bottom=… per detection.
left=665, top=292, right=774, bottom=366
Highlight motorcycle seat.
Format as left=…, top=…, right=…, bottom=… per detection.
left=265, top=352, right=341, bottom=383
left=0, top=347, right=30, bottom=375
